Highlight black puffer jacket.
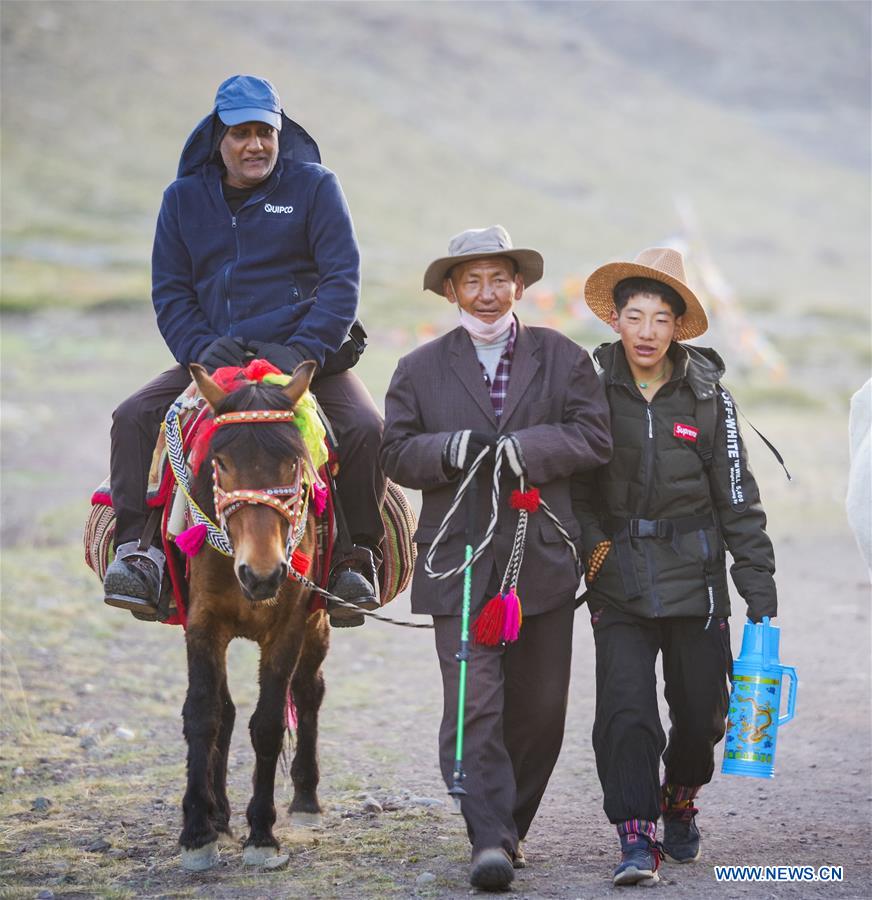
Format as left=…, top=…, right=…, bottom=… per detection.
left=573, top=341, right=777, bottom=621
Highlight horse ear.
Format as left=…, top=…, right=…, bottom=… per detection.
left=189, top=363, right=228, bottom=411
left=282, top=360, right=318, bottom=407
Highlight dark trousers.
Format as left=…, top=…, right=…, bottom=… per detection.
left=590, top=605, right=732, bottom=825
left=109, top=364, right=386, bottom=554
left=434, top=597, right=575, bottom=858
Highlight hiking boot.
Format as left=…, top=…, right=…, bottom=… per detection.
left=662, top=805, right=701, bottom=863
left=469, top=847, right=514, bottom=891
left=104, top=541, right=164, bottom=615
left=613, top=832, right=662, bottom=887
left=327, top=545, right=379, bottom=628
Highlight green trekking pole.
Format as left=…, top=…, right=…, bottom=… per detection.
left=448, top=473, right=477, bottom=801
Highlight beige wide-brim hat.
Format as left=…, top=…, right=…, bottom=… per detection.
left=423, top=225, right=544, bottom=295
left=584, top=247, right=708, bottom=341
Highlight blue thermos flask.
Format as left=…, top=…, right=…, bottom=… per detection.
left=722, top=617, right=798, bottom=778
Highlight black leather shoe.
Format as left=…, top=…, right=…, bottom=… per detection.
left=327, top=546, right=379, bottom=628
left=104, top=541, right=164, bottom=615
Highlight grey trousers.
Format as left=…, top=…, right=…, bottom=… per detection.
left=433, top=597, right=575, bottom=858
left=109, top=364, right=386, bottom=555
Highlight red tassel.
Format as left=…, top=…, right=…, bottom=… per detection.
left=510, top=487, right=541, bottom=512
left=473, top=594, right=506, bottom=646
left=176, top=523, right=207, bottom=556
left=242, top=358, right=283, bottom=382
left=290, top=548, right=311, bottom=575
left=211, top=366, right=245, bottom=391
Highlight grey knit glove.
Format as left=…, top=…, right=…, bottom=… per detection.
left=502, top=434, right=527, bottom=477
left=442, top=430, right=496, bottom=475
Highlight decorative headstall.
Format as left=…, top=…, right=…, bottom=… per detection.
left=209, top=408, right=310, bottom=557
left=165, top=389, right=327, bottom=563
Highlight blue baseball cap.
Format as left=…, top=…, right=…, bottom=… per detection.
left=214, top=75, right=282, bottom=130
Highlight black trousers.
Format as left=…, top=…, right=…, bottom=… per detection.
left=590, top=605, right=732, bottom=824
left=434, top=595, right=575, bottom=858
left=109, top=364, right=386, bottom=555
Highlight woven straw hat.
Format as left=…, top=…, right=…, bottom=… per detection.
left=423, top=225, right=544, bottom=295
left=584, top=247, right=708, bottom=341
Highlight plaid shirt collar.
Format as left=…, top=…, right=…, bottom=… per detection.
left=477, top=318, right=517, bottom=420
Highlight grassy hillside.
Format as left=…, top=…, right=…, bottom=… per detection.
left=1, top=0, right=869, bottom=397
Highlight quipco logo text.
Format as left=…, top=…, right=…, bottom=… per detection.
left=264, top=203, right=294, bottom=214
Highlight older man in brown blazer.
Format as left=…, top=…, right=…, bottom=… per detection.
left=380, top=226, right=611, bottom=891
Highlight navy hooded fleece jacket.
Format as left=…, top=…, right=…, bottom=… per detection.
left=152, top=113, right=360, bottom=368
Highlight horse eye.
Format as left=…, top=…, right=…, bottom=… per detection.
left=215, top=457, right=228, bottom=473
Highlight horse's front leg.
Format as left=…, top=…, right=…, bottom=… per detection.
left=210, top=674, right=236, bottom=838
left=289, top=610, right=330, bottom=819
left=180, top=625, right=231, bottom=869
left=243, top=643, right=300, bottom=862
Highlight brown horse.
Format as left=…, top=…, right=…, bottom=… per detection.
left=180, top=361, right=329, bottom=871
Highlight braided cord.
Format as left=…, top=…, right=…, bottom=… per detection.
left=499, top=475, right=530, bottom=594
left=538, top=497, right=579, bottom=565
left=423, top=441, right=504, bottom=580
left=164, top=402, right=234, bottom=556
left=425, top=438, right=579, bottom=582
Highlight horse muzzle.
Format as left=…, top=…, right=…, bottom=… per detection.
left=237, top=561, right=289, bottom=603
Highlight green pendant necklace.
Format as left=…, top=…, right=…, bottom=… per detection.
left=636, top=364, right=668, bottom=390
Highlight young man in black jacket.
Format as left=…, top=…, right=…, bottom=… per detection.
left=573, top=248, right=778, bottom=886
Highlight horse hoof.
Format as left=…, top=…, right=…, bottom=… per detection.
left=243, top=845, right=284, bottom=866
left=289, top=811, right=323, bottom=829
left=181, top=841, right=220, bottom=871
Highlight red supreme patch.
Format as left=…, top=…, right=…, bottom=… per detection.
left=674, top=422, right=699, bottom=442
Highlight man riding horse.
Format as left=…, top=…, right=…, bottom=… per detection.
left=103, top=75, right=385, bottom=627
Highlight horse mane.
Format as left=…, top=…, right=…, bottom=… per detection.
left=192, top=381, right=309, bottom=510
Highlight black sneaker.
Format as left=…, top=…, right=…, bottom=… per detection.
left=613, top=832, right=662, bottom=886
left=327, top=546, right=380, bottom=628
left=104, top=541, right=164, bottom=615
left=662, top=806, right=701, bottom=863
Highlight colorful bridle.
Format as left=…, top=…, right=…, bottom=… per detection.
left=209, top=409, right=310, bottom=555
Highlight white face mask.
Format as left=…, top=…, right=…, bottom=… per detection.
left=458, top=307, right=514, bottom=343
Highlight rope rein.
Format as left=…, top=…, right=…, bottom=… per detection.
left=287, top=570, right=436, bottom=629
left=423, top=443, right=503, bottom=579
left=424, top=436, right=579, bottom=581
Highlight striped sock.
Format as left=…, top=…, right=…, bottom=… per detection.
left=616, top=818, right=657, bottom=843
left=662, top=782, right=701, bottom=811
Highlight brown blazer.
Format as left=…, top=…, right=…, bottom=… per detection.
left=380, top=320, right=612, bottom=616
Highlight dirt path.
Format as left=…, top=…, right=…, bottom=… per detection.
left=1, top=310, right=870, bottom=898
